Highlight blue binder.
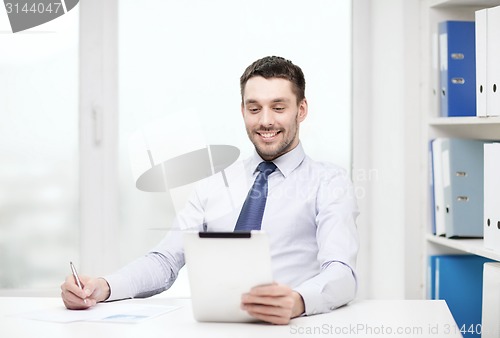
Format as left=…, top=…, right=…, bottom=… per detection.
left=427, top=255, right=437, bottom=299
left=439, top=21, right=476, bottom=117
left=441, top=138, right=485, bottom=238
left=430, top=255, right=492, bottom=338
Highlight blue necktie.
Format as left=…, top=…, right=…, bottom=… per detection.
left=234, top=161, right=277, bottom=231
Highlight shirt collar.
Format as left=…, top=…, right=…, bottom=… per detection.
left=249, top=142, right=305, bottom=178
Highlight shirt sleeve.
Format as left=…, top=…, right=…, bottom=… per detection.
left=293, top=169, right=360, bottom=315
left=103, top=187, right=206, bottom=301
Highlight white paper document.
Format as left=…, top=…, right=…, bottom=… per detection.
left=12, top=302, right=180, bottom=323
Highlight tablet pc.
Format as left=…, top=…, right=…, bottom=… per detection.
left=183, top=231, right=273, bottom=322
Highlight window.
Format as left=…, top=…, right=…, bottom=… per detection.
left=0, top=7, right=79, bottom=291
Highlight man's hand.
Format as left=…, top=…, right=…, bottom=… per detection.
left=241, top=283, right=305, bottom=325
left=60, top=275, right=110, bottom=310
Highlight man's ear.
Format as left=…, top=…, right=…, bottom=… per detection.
left=241, top=103, right=245, bottom=117
left=298, top=98, right=308, bottom=122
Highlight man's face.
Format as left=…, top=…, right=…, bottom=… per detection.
left=241, top=76, right=308, bottom=161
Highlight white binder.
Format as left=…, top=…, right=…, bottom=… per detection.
left=475, top=9, right=487, bottom=117
left=476, top=5, right=500, bottom=117
left=432, top=138, right=446, bottom=236
left=484, top=143, right=500, bottom=250
left=487, top=6, right=500, bottom=117
left=482, top=263, right=500, bottom=338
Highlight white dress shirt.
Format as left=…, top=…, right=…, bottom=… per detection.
left=105, top=142, right=359, bottom=315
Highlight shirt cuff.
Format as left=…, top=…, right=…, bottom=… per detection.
left=293, top=262, right=357, bottom=316
left=102, top=273, right=133, bottom=302
left=293, top=281, right=326, bottom=316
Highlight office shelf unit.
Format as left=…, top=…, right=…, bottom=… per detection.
left=420, top=0, right=500, bottom=294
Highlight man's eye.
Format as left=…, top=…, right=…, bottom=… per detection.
left=274, top=107, right=285, bottom=111
left=249, top=108, right=260, bottom=113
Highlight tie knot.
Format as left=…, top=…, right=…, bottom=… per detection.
left=257, top=161, right=277, bottom=176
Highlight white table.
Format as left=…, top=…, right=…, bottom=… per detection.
left=0, top=297, right=463, bottom=338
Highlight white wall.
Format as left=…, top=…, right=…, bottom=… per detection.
left=119, top=0, right=352, bottom=166
left=352, top=0, right=421, bottom=299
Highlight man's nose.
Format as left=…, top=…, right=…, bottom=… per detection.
left=259, top=108, right=274, bottom=127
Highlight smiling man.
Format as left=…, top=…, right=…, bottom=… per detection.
left=236, top=56, right=359, bottom=323
left=241, top=75, right=306, bottom=161
left=61, top=56, right=359, bottom=325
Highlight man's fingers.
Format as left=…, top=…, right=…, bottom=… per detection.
left=61, top=289, right=94, bottom=309
left=243, top=306, right=290, bottom=325
left=242, top=303, right=284, bottom=317
left=241, top=283, right=301, bottom=324
left=81, top=278, right=97, bottom=298
left=249, top=283, right=290, bottom=296
left=242, top=294, right=294, bottom=308
left=60, top=274, right=100, bottom=310
left=61, top=275, right=86, bottom=299
left=248, top=312, right=289, bottom=325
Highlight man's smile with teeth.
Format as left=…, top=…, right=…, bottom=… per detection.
left=258, top=131, right=280, bottom=138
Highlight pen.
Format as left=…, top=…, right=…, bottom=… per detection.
left=69, top=261, right=83, bottom=290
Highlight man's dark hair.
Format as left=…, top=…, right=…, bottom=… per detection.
left=240, top=56, right=306, bottom=104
